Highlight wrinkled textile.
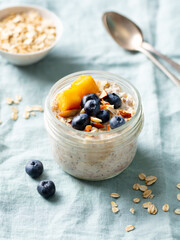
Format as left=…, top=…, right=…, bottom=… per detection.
left=0, top=0, right=180, bottom=239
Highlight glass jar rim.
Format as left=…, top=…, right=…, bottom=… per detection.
left=45, top=70, right=143, bottom=140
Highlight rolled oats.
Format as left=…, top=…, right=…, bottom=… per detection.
left=130, top=208, right=135, bottom=214
left=133, top=183, right=140, bottom=191
left=145, top=176, right=157, bottom=186
left=111, top=201, right=118, bottom=207
left=174, top=209, right=180, bottom=215
left=138, top=173, right=146, bottom=180
left=133, top=198, right=140, bottom=203
left=0, top=11, right=56, bottom=54
left=112, top=207, right=119, bottom=213
left=125, top=225, right=135, bottom=232
left=147, top=204, right=155, bottom=214
left=162, top=204, right=169, bottom=212
left=99, top=90, right=108, bottom=99
left=6, top=97, right=13, bottom=105
left=0, top=120, right=2, bottom=124
left=152, top=206, right=158, bottom=215
left=31, top=112, right=36, bottom=116
left=142, top=202, right=152, bottom=209
left=110, top=193, right=120, bottom=198
left=177, top=193, right=180, bottom=201
left=11, top=112, right=18, bottom=120
left=176, top=183, right=180, bottom=189
left=23, top=111, right=30, bottom=119
left=139, top=185, right=148, bottom=192
left=143, top=189, right=152, bottom=198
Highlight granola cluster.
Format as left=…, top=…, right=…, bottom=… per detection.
left=0, top=11, right=56, bottom=54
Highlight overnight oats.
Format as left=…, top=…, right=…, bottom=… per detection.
left=44, top=71, right=144, bottom=181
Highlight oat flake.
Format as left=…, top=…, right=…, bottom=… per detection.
left=130, top=208, right=135, bottom=214
left=138, top=173, right=146, bottom=180
left=125, top=225, right=135, bottom=232
left=111, top=201, right=118, bottom=207
left=110, top=193, right=120, bottom=198
left=112, top=207, right=119, bottom=213
left=133, top=198, right=140, bottom=203
left=11, top=112, right=18, bottom=120
left=142, top=202, right=152, bottom=209
left=133, top=183, right=140, bottom=191
left=176, top=184, right=180, bottom=189
left=162, top=204, right=169, bottom=212
left=174, top=209, right=180, bottom=215
left=6, top=97, right=13, bottom=105
left=139, top=185, right=148, bottom=192
left=143, top=189, right=152, bottom=198
left=23, top=111, right=30, bottom=119
left=177, top=193, right=180, bottom=201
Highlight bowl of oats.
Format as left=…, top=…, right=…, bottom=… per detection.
left=44, top=70, right=144, bottom=181
left=0, top=5, right=63, bottom=65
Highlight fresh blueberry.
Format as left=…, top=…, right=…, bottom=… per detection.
left=104, top=93, right=121, bottom=109
left=96, top=110, right=110, bottom=123
left=37, top=180, right=56, bottom=199
left=84, top=99, right=100, bottom=116
left=81, top=93, right=99, bottom=108
left=109, top=116, right=125, bottom=129
left=72, top=113, right=90, bottom=130
left=25, top=160, right=43, bottom=178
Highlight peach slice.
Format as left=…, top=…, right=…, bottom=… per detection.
left=71, top=75, right=99, bottom=98
left=56, top=88, right=81, bottom=111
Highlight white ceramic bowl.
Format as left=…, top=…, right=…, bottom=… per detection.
left=0, top=5, right=63, bottom=66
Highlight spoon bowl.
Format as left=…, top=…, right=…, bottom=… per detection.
left=102, top=11, right=180, bottom=87
left=102, top=12, right=143, bottom=51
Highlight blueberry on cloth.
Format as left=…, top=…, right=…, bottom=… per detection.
left=96, top=110, right=110, bottom=123
left=37, top=180, right=56, bottom=199
left=84, top=99, right=100, bottom=116
left=81, top=93, right=99, bottom=108
left=109, top=116, right=125, bottom=129
left=72, top=113, right=90, bottom=130
left=25, top=160, right=43, bottom=178
left=104, top=93, right=121, bottom=109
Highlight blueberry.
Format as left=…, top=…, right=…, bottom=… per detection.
left=104, top=93, right=121, bottom=109
left=81, top=93, right=99, bottom=108
left=25, top=160, right=43, bottom=178
left=37, top=180, right=56, bottom=199
left=84, top=100, right=100, bottom=116
left=96, top=110, right=110, bottom=123
left=72, top=113, right=90, bottom=130
left=109, top=116, right=125, bottom=129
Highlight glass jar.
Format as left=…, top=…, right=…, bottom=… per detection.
left=44, top=70, right=144, bottom=181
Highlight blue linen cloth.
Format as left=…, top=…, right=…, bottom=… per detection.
left=0, top=0, right=180, bottom=239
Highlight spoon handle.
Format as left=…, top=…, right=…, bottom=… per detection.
left=142, top=42, right=180, bottom=73
left=138, top=46, right=180, bottom=88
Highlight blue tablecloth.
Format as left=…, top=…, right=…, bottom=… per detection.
left=0, top=0, right=180, bottom=239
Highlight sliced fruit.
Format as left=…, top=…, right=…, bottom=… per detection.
left=56, top=88, right=81, bottom=111
left=71, top=75, right=99, bottom=98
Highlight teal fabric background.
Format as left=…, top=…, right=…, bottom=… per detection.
left=0, top=0, right=180, bottom=239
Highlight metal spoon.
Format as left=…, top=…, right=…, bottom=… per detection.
left=102, top=11, right=180, bottom=88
